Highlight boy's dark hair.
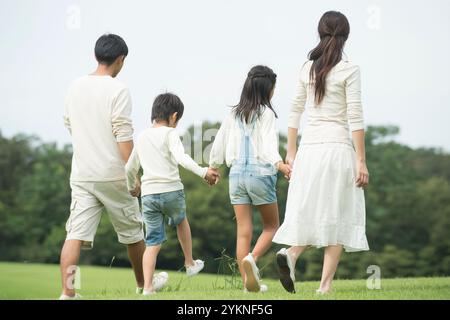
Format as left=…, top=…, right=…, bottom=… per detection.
left=151, top=93, right=185, bottom=123
left=94, top=34, right=128, bottom=65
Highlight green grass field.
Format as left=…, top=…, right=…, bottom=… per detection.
left=0, top=262, right=448, bottom=300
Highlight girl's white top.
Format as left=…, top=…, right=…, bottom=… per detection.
left=209, top=106, right=283, bottom=168
left=290, top=60, right=364, bottom=145
left=125, top=126, right=207, bottom=196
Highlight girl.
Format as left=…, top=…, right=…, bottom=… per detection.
left=209, top=65, right=291, bottom=293
left=273, top=11, right=370, bottom=294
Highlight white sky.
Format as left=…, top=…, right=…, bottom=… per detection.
left=1, top=0, right=449, bottom=150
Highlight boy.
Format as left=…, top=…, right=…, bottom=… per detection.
left=125, top=93, right=219, bottom=295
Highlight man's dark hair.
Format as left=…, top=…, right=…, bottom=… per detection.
left=94, top=34, right=128, bottom=65
left=151, top=93, right=185, bottom=123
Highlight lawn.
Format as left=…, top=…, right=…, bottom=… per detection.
left=0, top=262, right=448, bottom=300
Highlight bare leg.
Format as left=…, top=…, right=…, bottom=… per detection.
left=142, top=245, right=161, bottom=291
left=127, top=240, right=145, bottom=288
left=252, top=203, right=280, bottom=262
left=176, top=217, right=195, bottom=267
left=319, top=245, right=343, bottom=293
left=60, top=239, right=82, bottom=296
left=287, top=245, right=309, bottom=265
left=233, top=204, right=253, bottom=282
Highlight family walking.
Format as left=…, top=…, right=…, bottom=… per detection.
left=59, top=11, right=369, bottom=299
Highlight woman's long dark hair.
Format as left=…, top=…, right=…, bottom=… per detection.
left=233, top=65, right=277, bottom=122
left=309, top=11, right=350, bottom=105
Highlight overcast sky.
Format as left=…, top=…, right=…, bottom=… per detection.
left=1, top=0, right=449, bottom=150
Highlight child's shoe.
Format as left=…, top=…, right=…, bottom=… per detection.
left=242, top=253, right=261, bottom=292
left=243, top=283, right=268, bottom=293
left=186, top=259, right=204, bottom=277
left=153, top=272, right=169, bottom=291
left=142, top=272, right=169, bottom=295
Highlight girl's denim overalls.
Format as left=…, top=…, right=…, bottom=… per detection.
left=228, top=118, right=277, bottom=205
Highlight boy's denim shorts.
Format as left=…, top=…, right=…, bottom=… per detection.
left=141, top=189, right=186, bottom=246
left=229, top=164, right=277, bottom=206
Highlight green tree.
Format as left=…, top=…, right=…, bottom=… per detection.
left=0, top=125, right=449, bottom=281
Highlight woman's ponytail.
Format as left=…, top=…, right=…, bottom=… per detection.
left=308, top=11, right=350, bottom=105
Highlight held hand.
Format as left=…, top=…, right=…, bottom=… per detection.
left=278, top=163, right=292, bottom=181
left=204, top=167, right=220, bottom=186
left=285, top=151, right=296, bottom=171
left=356, top=160, right=369, bottom=188
left=284, top=151, right=297, bottom=181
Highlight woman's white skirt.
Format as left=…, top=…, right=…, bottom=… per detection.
left=273, top=142, right=369, bottom=252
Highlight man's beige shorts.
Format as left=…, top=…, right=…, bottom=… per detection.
left=65, top=180, right=144, bottom=249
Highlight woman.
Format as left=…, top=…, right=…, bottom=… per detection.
left=273, top=11, right=370, bottom=294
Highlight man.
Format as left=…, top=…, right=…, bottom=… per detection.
left=60, top=34, right=149, bottom=299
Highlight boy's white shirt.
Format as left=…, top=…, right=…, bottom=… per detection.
left=209, top=107, right=282, bottom=169
left=63, top=75, right=133, bottom=182
left=126, top=126, right=207, bottom=196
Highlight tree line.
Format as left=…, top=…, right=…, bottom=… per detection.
left=0, top=124, right=449, bottom=280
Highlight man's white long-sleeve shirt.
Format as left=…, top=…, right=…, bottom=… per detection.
left=63, top=75, right=134, bottom=182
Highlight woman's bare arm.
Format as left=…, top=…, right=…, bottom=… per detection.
left=352, top=129, right=369, bottom=187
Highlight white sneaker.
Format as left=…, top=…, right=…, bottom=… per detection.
left=243, top=283, right=268, bottom=293
left=276, top=248, right=296, bottom=293
left=152, top=271, right=169, bottom=291
left=136, top=287, right=143, bottom=295
left=316, top=288, right=331, bottom=295
left=242, top=253, right=261, bottom=292
left=186, top=259, right=204, bottom=277
left=143, top=289, right=156, bottom=296
left=59, top=293, right=82, bottom=300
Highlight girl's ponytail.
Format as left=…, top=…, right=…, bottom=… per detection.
left=233, top=65, right=277, bottom=122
